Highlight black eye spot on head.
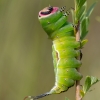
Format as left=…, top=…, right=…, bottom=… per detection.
left=40, top=6, right=53, bottom=15
left=41, top=10, right=51, bottom=15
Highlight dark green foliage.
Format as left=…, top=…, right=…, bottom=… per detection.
left=73, top=0, right=96, bottom=40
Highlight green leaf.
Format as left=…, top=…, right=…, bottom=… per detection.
left=90, top=76, right=100, bottom=85
left=76, top=5, right=86, bottom=20
left=75, top=0, right=80, bottom=9
left=80, top=2, right=96, bottom=39
left=86, top=2, right=97, bottom=17
left=80, top=76, right=99, bottom=98
left=83, top=76, right=91, bottom=93
left=76, top=0, right=80, bottom=4
left=80, top=90, right=85, bottom=98
left=81, top=39, right=88, bottom=47
left=80, top=18, right=87, bottom=39
left=80, top=17, right=89, bottom=40
left=71, top=8, right=75, bottom=24
left=75, top=1, right=87, bottom=23
left=78, top=0, right=86, bottom=9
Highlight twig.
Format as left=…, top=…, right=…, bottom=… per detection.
left=75, top=21, right=82, bottom=100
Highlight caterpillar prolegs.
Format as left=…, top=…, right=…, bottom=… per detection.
left=24, top=6, right=83, bottom=100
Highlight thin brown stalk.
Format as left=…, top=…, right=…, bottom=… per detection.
left=75, top=22, right=82, bottom=100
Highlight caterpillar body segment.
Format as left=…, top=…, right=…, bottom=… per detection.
left=24, top=6, right=82, bottom=100
left=50, top=36, right=82, bottom=94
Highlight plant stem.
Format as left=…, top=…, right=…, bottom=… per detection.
left=76, top=68, right=81, bottom=100
left=74, top=0, right=82, bottom=99
left=75, top=22, right=82, bottom=100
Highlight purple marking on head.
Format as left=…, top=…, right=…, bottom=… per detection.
left=38, top=7, right=59, bottom=18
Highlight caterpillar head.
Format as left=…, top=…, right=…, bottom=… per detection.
left=38, top=6, right=61, bottom=26
left=38, top=6, right=67, bottom=38
left=38, top=6, right=59, bottom=18
left=38, top=6, right=67, bottom=37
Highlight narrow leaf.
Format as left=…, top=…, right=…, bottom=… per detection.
left=76, top=0, right=80, bottom=4
left=76, top=5, right=86, bottom=20
left=80, top=18, right=87, bottom=39
left=75, top=0, right=80, bottom=9
left=78, top=0, right=86, bottom=9
left=81, top=39, right=88, bottom=47
left=71, top=8, right=75, bottom=24
left=80, top=17, right=89, bottom=40
left=86, top=2, right=97, bottom=17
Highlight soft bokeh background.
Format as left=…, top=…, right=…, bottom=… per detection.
left=0, top=0, right=100, bottom=100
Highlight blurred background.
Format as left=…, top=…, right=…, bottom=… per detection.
left=0, top=0, right=100, bottom=100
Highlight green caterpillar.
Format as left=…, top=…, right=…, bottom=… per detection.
left=24, top=6, right=83, bottom=100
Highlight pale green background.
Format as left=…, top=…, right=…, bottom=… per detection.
left=0, top=0, right=100, bottom=100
